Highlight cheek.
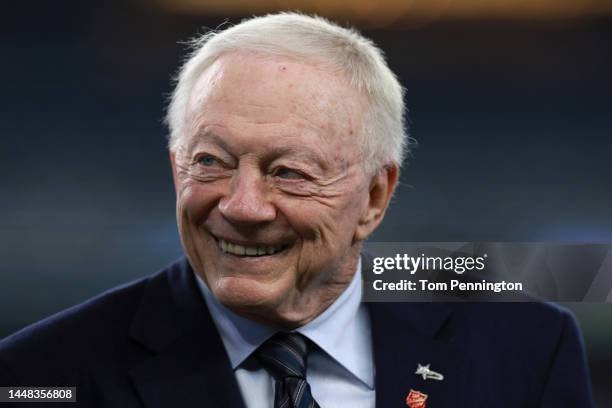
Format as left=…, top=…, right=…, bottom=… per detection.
left=177, top=180, right=224, bottom=224
left=326, top=198, right=365, bottom=245
left=277, top=195, right=365, bottom=289
left=278, top=190, right=367, bottom=245
left=176, top=181, right=229, bottom=284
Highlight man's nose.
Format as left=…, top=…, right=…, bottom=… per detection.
left=218, top=168, right=276, bottom=225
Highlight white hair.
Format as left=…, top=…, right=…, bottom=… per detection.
left=165, top=12, right=409, bottom=174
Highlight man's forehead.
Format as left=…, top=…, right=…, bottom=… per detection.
left=176, top=52, right=368, bottom=169
left=186, top=51, right=365, bottom=127
left=192, top=51, right=338, bottom=91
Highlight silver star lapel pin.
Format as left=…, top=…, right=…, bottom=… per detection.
left=415, top=363, right=444, bottom=381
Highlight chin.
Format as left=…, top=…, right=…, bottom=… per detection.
left=212, top=275, right=285, bottom=311
left=212, top=276, right=321, bottom=328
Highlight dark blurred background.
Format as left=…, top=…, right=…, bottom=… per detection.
left=1, top=0, right=611, bottom=404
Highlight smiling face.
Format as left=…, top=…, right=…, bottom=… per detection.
left=171, top=51, right=397, bottom=327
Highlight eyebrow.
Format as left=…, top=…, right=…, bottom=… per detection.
left=267, top=146, right=327, bottom=168
left=192, top=130, right=232, bottom=153
left=194, top=130, right=328, bottom=171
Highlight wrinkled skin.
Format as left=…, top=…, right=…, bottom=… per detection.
left=171, top=51, right=398, bottom=328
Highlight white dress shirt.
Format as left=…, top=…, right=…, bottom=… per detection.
left=196, top=260, right=375, bottom=408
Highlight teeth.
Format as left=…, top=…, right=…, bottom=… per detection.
left=217, top=239, right=285, bottom=257
left=234, top=243, right=245, bottom=256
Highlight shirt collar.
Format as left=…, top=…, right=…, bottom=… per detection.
left=196, top=258, right=373, bottom=389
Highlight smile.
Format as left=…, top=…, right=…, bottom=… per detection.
left=216, top=238, right=287, bottom=257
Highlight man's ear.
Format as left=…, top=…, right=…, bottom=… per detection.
left=169, top=151, right=179, bottom=196
left=355, top=163, right=399, bottom=241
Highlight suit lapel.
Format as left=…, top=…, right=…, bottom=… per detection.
left=369, top=302, right=468, bottom=408
left=361, top=251, right=469, bottom=408
left=127, top=259, right=246, bottom=408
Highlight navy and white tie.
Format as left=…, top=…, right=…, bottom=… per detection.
left=256, top=332, right=321, bottom=408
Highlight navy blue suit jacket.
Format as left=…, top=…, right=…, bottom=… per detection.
left=0, top=257, right=593, bottom=407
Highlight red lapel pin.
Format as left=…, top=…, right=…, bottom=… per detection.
left=406, top=389, right=428, bottom=408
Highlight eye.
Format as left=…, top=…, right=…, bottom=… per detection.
left=273, top=167, right=305, bottom=180
left=198, top=155, right=221, bottom=167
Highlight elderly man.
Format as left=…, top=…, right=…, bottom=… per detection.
left=0, top=12, right=592, bottom=408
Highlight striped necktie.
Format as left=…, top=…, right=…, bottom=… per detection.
left=256, top=332, right=321, bottom=408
